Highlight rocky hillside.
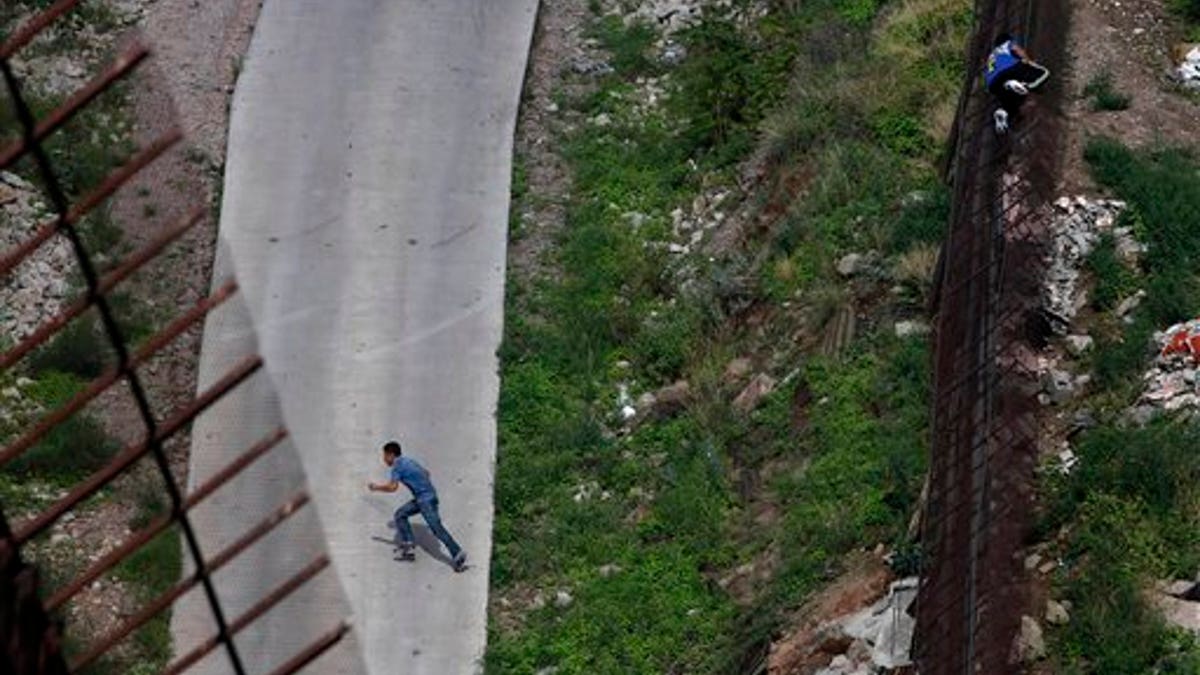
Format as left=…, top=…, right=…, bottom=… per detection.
left=490, top=0, right=967, bottom=671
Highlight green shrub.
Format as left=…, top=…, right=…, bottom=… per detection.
left=7, top=412, right=118, bottom=477
left=1173, top=0, right=1200, bottom=22
left=1085, top=233, right=1137, bottom=311
left=891, top=183, right=950, bottom=252
left=1092, top=317, right=1154, bottom=390
left=1083, top=71, right=1132, bottom=111
left=29, top=318, right=110, bottom=379
left=589, top=15, right=658, bottom=76
left=871, top=108, right=928, bottom=156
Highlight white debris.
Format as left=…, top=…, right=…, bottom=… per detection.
left=1042, top=197, right=1129, bottom=334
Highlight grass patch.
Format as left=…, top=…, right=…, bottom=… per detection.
left=29, top=317, right=111, bottom=379
left=1085, top=232, right=1138, bottom=311
left=1041, top=422, right=1200, bottom=672
left=1083, top=71, right=1132, bottom=111
left=111, top=526, right=183, bottom=668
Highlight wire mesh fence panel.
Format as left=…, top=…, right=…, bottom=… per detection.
left=0, top=2, right=356, bottom=672
left=914, top=1, right=1070, bottom=673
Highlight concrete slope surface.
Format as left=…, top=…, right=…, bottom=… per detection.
left=177, top=1, right=537, bottom=673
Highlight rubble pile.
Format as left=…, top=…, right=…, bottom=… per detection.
left=1173, top=43, right=1200, bottom=90
left=1042, top=196, right=1136, bottom=334
left=1139, top=318, right=1200, bottom=414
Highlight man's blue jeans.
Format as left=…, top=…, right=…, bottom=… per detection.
left=394, top=496, right=462, bottom=558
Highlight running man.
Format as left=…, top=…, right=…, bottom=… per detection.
left=367, top=440, right=467, bottom=571
left=984, top=32, right=1050, bottom=133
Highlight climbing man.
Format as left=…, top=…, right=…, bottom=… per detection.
left=367, top=440, right=467, bottom=572
left=984, top=32, right=1050, bottom=134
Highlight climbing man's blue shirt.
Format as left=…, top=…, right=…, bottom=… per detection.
left=985, top=40, right=1021, bottom=86
left=391, top=456, right=437, bottom=500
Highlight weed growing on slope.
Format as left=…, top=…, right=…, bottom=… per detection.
left=1083, top=71, right=1132, bottom=111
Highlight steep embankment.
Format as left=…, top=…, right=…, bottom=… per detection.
left=1022, top=0, right=1200, bottom=671
left=490, top=1, right=971, bottom=672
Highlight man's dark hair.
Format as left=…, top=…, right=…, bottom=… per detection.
left=383, top=441, right=402, bottom=456
left=994, top=32, right=1013, bottom=47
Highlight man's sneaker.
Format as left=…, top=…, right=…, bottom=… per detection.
left=395, top=543, right=415, bottom=562
left=1004, top=79, right=1029, bottom=96
left=452, top=550, right=467, bottom=572
left=994, top=109, right=1009, bottom=134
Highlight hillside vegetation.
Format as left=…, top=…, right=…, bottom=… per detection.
left=489, top=0, right=971, bottom=671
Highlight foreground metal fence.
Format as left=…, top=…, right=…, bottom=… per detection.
left=0, top=1, right=350, bottom=672
left=914, top=0, right=1070, bottom=673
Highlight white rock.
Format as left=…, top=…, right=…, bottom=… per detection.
left=1045, top=599, right=1070, bottom=625
left=598, top=563, right=622, bottom=577
left=1064, top=334, right=1094, bottom=356
left=554, top=590, right=573, bottom=608
left=837, top=253, right=865, bottom=277
left=894, top=320, right=930, bottom=338
left=1012, top=616, right=1047, bottom=663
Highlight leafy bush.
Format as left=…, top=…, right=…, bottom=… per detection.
left=7, top=412, right=118, bottom=477
left=871, top=108, right=929, bottom=156
left=674, top=10, right=795, bottom=163
left=29, top=318, right=110, bottom=379
left=1083, top=71, right=1132, bottom=111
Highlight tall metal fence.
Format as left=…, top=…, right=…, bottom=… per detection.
left=914, top=0, right=1070, bottom=673
left=0, top=1, right=351, bottom=672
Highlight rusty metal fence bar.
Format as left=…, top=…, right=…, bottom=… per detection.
left=0, top=1, right=351, bottom=672
left=914, top=0, right=1069, bottom=673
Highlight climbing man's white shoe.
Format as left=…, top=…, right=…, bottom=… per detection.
left=994, top=108, right=1009, bottom=134
left=1004, top=79, right=1029, bottom=96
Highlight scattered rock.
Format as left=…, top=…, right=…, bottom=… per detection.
left=660, top=41, right=687, bottom=65
left=1011, top=615, right=1047, bottom=664
left=649, top=380, right=690, bottom=418
left=724, top=357, right=753, bottom=381
left=1156, top=576, right=1195, bottom=595
left=1115, top=290, right=1146, bottom=319
left=836, top=253, right=866, bottom=278
left=554, top=590, right=574, bottom=608
left=570, top=56, right=613, bottom=76
left=1045, top=599, right=1070, bottom=626
left=1152, top=591, right=1200, bottom=634
left=733, top=373, right=776, bottom=414
left=598, top=564, right=622, bottom=578
left=841, top=577, right=918, bottom=669
left=1024, top=553, right=1043, bottom=572
left=1042, top=197, right=1129, bottom=334
left=1040, top=368, right=1076, bottom=405
left=894, top=320, right=930, bottom=338
left=1064, top=334, right=1094, bottom=356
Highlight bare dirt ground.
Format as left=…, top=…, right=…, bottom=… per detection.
left=1059, top=0, right=1197, bottom=193
left=103, top=0, right=261, bottom=481
left=505, top=0, right=590, bottom=286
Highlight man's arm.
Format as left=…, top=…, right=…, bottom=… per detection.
left=1012, top=43, right=1031, bottom=61
left=367, top=480, right=401, bottom=493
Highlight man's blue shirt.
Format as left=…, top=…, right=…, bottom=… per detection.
left=985, top=39, right=1021, bottom=86
left=391, top=456, right=437, bottom=500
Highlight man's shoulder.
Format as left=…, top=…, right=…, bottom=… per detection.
left=395, top=456, right=426, bottom=474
